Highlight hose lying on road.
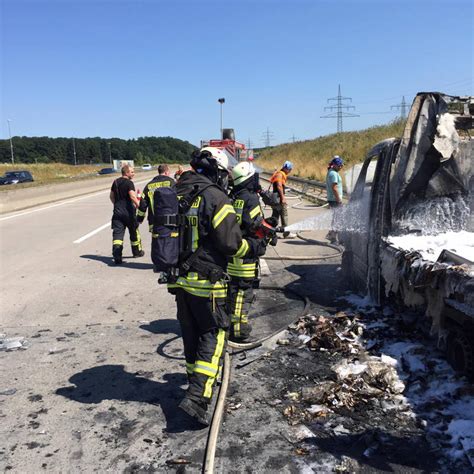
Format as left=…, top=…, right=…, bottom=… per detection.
left=202, top=284, right=310, bottom=472
left=263, top=232, right=343, bottom=261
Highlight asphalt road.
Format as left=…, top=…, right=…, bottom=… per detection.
left=0, top=185, right=338, bottom=472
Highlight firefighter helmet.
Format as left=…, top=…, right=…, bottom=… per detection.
left=231, top=161, right=255, bottom=186
left=200, top=147, right=229, bottom=171
left=283, top=160, right=293, bottom=170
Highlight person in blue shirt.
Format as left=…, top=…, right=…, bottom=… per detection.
left=325, top=156, right=344, bottom=243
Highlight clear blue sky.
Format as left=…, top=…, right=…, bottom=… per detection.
left=1, top=0, right=472, bottom=147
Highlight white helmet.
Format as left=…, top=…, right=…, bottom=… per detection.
left=231, top=161, right=255, bottom=186
left=200, top=147, right=229, bottom=171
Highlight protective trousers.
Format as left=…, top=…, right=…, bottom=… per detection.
left=111, top=214, right=143, bottom=260
left=175, top=288, right=229, bottom=405
left=271, top=198, right=289, bottom=228
left=228, top=277, right=254, bottom=340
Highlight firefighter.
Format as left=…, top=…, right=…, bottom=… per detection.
left=228, top=161, right=264, bottom=341
left=270, top=160, right=294, bottom=238
left=168, top=147, right=266, bottom=426
left=109, top=164, right=144, bottom=264
left=137, top=164, right=175, bottom=233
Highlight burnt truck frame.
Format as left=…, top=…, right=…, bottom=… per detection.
left=341, top=92, right=474, bottom=376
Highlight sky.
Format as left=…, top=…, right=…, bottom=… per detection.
left=1, top=0, right=473, bottom=147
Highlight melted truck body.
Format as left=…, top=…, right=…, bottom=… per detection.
left=341, top=92, right=474, bottom=376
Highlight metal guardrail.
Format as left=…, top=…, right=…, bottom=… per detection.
left=259, top=171, right=328, bottom=203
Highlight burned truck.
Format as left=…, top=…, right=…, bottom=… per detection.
left=341, top=92, right=474, bottom=376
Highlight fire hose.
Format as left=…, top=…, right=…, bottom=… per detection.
left=202, top=286, right=310, bottom=473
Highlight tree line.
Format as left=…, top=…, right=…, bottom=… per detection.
left=0, top=136, right=198, bottom=165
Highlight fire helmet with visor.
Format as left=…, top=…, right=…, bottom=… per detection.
left=231, top=161, right=256, bottom=187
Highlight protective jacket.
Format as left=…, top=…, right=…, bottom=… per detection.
left=228, top=183, right=263, bottom=279
left=137, top=174, right=174, bottom=231
left=168, top=170, right=251, bottom=298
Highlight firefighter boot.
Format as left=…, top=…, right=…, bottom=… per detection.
left=112, top=245, right=123, bottom=265
left=178, top=397, right=210, bottom=426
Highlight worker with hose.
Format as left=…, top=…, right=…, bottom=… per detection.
left=270, top=160, right=295, bottom=238
left=325, top=155, right=344, bottom=243
left=228, top=162, right=272, bottom=342
left=168, top=147, right=267, bottom=426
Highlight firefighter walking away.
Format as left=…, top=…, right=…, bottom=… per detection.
left=168, top=147, right=267, bottom=426
left=109, top=164, right=144, bottom=264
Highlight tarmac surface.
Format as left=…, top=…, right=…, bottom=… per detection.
left=1, top=185, right=472, bottom=472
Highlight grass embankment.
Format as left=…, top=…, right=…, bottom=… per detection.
left=0, top=163, right=104, bottom=191
left=258, top=120, right=406, bottom=181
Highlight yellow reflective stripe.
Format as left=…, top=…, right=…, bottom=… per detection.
left=152, top=233, right=159, bottom=238
left=228, top=269, right=255, bottom=278
left=195, top=361, right=218, bottom=375
left=249, top=205, right=262, bottom=219
left=137, top=209, right=146, bottom=216
left=212, top=204, right=235, bottom=229
left=228, top=262, right=256, bottom=270
left=171, top=232, right=179, bottom=237
left=203, top=329, right=226, bottom=398
left=236, top=290, right=244, bottom=317
left=113, top=240, right=123, bottom=245
left=233, top=239, right=249, bottom=258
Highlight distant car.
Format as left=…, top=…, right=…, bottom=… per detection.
left=142, top=164, right=152, bottom=171
left=0, top=170, right=34, bottom=185
left=98, top=168, right=117, bottom=175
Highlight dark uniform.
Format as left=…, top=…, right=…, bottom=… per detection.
left=137, top=174, right=175, bottom=232
left=168, top=171, right=262, bottom=418
left=111, top=177, right=143, bottom=262
left=228, top=183, right=263, bottom=340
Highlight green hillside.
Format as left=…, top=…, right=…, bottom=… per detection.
left=257, top=119, right=406, bottom=181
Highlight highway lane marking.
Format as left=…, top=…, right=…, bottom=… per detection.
left=0, top=178, right=150, bottom=222
left=74, top=222, right=111, bottom=244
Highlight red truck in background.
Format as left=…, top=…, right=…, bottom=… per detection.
left=201, top=128, right=253, bottom=167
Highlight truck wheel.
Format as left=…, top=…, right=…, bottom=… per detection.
left=447, top=329, right=474, bottom=378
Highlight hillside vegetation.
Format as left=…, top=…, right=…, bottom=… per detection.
left=258, top=119, right=406, bottom=181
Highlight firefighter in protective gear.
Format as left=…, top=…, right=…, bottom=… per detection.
left=109, top=165, right=144, bottom=264
left=228, top=161, right=264, bottom=341
left=137, top=164, right=174, bottom=232
left=270, top=160, right=293, bottom=238
left=169, top=147, right=266, bottom=426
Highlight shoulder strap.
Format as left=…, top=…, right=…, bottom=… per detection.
left=179, top=183, right=218, bottom=214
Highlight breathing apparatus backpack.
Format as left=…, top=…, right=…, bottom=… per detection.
left=151, top=182, right=217, bottom=284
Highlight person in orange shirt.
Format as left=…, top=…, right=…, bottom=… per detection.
left=269, top=160, right=294, bottom=238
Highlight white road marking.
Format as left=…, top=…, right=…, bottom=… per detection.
left=260, top=258, right=271, bottom=276
left=0, top=178, right=150, bottom=222
left=73, top=222, right=111, bottom=244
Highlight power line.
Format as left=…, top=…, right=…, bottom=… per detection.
left=391, top=96, right=408, bottom=119
left=321, top=84, right=359, bottom=133
left=289, top=134, right=299, bottom=143
left=261, top=127, right=274, bottom=147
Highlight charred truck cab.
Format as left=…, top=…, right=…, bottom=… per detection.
left=341, top=92, right=474, bottom=377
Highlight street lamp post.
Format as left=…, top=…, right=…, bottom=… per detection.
left=218, top=98, right=225, bottom=137
left=7, top=119, right=14, bottom=164
left=108, top=142, right=112, bottom=165
left=72, top=138, right=77, bottom=166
